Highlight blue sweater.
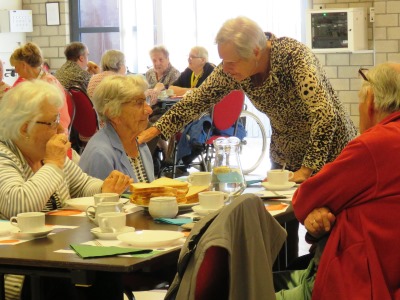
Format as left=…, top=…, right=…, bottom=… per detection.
left=79, top=123, right=155, bottom=182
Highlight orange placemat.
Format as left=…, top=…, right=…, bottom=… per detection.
left=265, top=203, right=289, bottom=211
left=47, top=209, right=83, bottom=216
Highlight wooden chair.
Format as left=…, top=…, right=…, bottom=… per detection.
left=68, top=86, right=99, bottom=154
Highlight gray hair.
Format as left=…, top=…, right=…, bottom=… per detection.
left=101, top=50, right=126, bottom=72
left=64, top=42, right=87, bottom=61
left=92, top=74, right=148, bottom=122
left=191, top=46, right=209, bottom=62
left=215, top=16, right=267, bottom=59
left=0, top=80, right=64, bottom=140
left=149, top=45, right=170, bottom=59
left=360, top=63, right=400, bottom=114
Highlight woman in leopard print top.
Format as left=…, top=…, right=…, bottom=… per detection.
left=139, top=16, right=357, bottom=183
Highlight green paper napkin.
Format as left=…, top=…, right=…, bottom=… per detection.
left=70, top=244, right=152, bottom=259
left=154, top=218, right=193, bottom=225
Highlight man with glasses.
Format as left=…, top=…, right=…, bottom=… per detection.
left=275, top=63, right=400, bottom=299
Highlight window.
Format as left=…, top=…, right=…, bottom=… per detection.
left=70, top=0, right=307, bottom=73
left=70, top=0, right=120, bottom=64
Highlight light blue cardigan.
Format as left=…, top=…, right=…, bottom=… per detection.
left=79, top=123, right=155, bottom=182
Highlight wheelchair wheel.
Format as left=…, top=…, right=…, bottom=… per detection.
left=237, top=110, right=268, bottom=174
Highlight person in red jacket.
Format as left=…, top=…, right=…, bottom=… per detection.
left=292, top=62, right=400, bottom=299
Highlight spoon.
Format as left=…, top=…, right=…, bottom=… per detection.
left=281, top=163, right=286, bottom=172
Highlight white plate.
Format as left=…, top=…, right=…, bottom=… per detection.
left=192, top=205, right=222, bottom=216
left=64, top=197, right=126, bottom=211
left=117, top=230, right=184, bottom=248
left=262, top=181, right=296, bottom=191
left=91, top=226, right=135, bottom=240
left=13, top=228, right=53, bottom=239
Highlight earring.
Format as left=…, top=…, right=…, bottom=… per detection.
left=25, top=135, right=30, bottom=141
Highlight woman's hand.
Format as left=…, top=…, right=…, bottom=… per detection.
left=43, top=133, right=71, bottom=169
left=291, top=166, right=313, bottom=183
left=305, top=207, right=336, bottom=239
left=102, top=170, right=133, bottom=194
left=137, top=127, right=161, bottom=144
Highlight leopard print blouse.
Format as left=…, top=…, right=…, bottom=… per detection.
left=154, top=37, right=357, bottom=173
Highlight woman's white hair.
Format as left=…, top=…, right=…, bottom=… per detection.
left=92, top=74, right=148, bottom=122
left=360, top=62, right=400, bottom=113
left=0, top=80, right=64, bottom=140
left=191, top=46, right=209, bottom=62
left=215, top=16, right=267, bottom=59
left=100, top=50, right=125, bottom=72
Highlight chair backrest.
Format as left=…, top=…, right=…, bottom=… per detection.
left=68, top=86, right=99, bottom=138
left=64, top=89, right=75, bottom=133
left=165, top=193, right=287, bottom=300
left=212, top=90, right=245, bottom=131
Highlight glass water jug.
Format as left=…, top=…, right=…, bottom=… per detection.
left=210, top=137, right=246, bottom=199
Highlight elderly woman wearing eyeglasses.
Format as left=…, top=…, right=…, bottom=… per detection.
left=79, top=75, right=155, bottom=182
left=0, top=80, right=132, bottom=220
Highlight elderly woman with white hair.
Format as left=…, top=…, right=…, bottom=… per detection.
left=0, top=80, right=132, bottom=299
left=87, top=49, right=127, bottom=98
left=79, top=74, right=154, bottom=182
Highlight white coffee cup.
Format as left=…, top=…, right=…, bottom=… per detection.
left=86, top=202, right=124, bottom=225
left=188, top=172, right=212, bottom=186
left=97, top=212, right=126, bottom=233
left=10, top=212, right=46, bottom=233
left=267, top=169, right=294, bottom=185
left=93, top=193, right=120, bottom=205
left=198, top=191, right=228, bottom=209
left=149, top=196, right=178, bottom=219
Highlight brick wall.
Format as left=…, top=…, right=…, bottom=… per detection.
left=311, top=0, right=400, bottom=129
left=22, top=0, right=70, bottom=70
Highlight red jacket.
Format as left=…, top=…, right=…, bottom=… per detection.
left=293, top=111, right=400, bottom=300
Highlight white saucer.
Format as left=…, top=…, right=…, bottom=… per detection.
left=192, top=205, right=222, bottom=216
left=262, top=181, right=296, bottom=191
left=13, top=228, right=53, bottom=239
left=91, top=226, right=135, bottom=240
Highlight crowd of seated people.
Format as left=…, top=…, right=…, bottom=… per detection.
left=3, top=23, right=400, bottom=300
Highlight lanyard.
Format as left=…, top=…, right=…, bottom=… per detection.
left=190, top=71, right=203, bottom=88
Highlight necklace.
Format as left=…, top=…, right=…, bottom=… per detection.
left=190, top=71, right=203, bottom=88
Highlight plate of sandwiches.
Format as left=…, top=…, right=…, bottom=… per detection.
left=130, top=177, right=209, bottom=211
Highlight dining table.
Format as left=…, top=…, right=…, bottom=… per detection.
left=0, top=185, right=295, bottom=300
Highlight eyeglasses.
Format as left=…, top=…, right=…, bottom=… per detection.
left=188, top=56, right=202, bottom=60
left=358, top=68, right=369, bottom=82
left=35, top=113, right=60, bottom=130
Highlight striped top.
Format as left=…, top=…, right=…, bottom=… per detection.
left=0, top=140, right=103, bottom=220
